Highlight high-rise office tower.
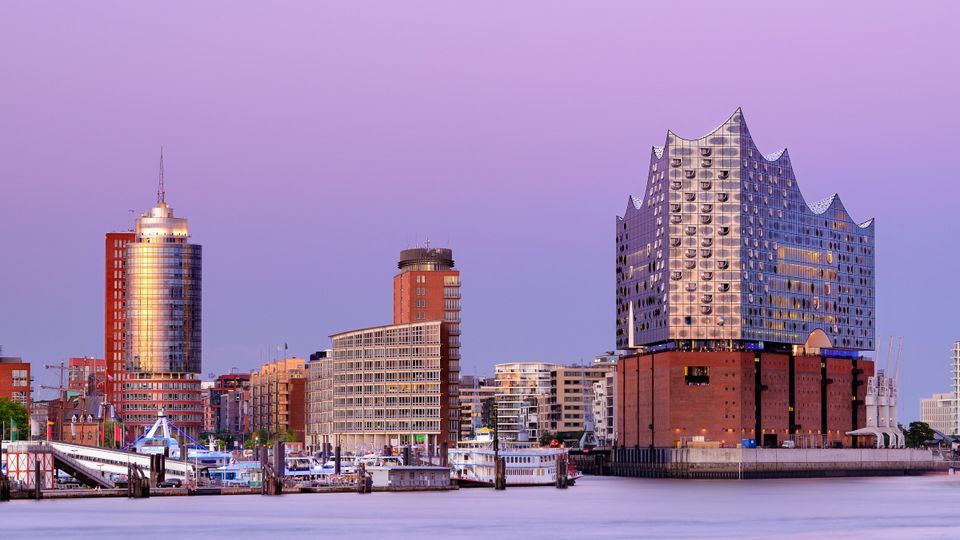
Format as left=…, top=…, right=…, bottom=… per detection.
left=120, top=155, right=203, bottom=438
left=105, top=231, right=135, bottom=408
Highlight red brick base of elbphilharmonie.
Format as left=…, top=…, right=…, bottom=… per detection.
left=616, top=350, right=874, bottom=448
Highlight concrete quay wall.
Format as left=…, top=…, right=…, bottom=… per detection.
left=603, top=447, right=948, bottom=479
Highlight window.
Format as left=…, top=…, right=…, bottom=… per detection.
left=12, top=370, right=28, bottom=387
left=684, top=366, right=709, bottom=386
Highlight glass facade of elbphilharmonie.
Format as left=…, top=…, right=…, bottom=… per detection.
left=615, top=109, right=875, bottom=352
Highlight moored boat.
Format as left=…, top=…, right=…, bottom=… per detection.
left=449, top=429, right=581, bottom=487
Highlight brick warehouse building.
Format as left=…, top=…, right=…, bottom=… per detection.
left=617, top=350, right=873, bottom=448
left=615, top=110, right=875, bottom=448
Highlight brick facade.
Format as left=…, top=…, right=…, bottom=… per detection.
left=616, top=350, right=873, bottom=448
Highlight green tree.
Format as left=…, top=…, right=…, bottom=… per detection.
left=902, top=421, right=936, bottom=448
left=539, top=430, right=557, bottom=447
left=0, top=398, right=29, bottom=441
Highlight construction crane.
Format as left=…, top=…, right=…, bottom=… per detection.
left=43, top=361, right=74, bottom=441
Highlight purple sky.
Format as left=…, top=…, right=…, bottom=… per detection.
left=1, top=2, right=957, bottom=419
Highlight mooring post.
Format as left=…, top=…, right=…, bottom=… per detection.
left=494, top=456, right=506, bottom=490
left=556, top=454, right=568, bottom=489
left=34, top=461, right=42, bottom=500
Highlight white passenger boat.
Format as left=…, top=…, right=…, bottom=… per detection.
left=449, top=429, right=581, bottom=487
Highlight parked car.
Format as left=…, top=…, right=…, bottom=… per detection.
left=781, top=440, right=796, bottom=449
left=158, top=478, right=183, bottom=488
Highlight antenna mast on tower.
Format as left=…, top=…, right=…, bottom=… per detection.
left=157, top=146, right=166, bottom=204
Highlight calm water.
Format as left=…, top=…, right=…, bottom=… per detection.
left=2, top=476, right=959, bottom=539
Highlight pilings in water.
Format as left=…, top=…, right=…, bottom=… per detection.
left=494, top=457, right=506, bottom=490
left=260, top=442, right=285, bottom=496
left=0, top=473, right=10, bottom=502
left=127, top=463, right=149, bottom=498
left=555, top=455, right=569, bottom=489
left=149, top=454, right=166, bottom=487
left=34, top=462, right=42, bottom=500
left=356, top=463, right=372, bottom=494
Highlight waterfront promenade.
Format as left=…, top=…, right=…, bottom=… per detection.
left=4, top=476, right=960, bottom=539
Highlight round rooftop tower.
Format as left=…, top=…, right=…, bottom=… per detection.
left=397, top=247, right=454, bottom=272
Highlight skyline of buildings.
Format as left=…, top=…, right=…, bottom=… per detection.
left=0, top=110, right=952, bottom=447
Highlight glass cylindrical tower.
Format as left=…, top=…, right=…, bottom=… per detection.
left=122, top=199, right=203, bottom=437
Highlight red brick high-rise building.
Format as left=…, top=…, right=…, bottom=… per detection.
left=393, top=247, right=461, bottom=441
left=393, top=247, right=461, bottom=326
left=104, top=231, right=134, bottom=408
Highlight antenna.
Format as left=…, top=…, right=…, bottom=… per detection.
left=157, top=146, right=166, bottom=205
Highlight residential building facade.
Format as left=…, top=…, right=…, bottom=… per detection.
left=920, top=392, right=955, bottom=435
left=306, top=350, right=333, bottom=454
left=250, top=358, right=306, bottom=442
left=458, top=375, right=496, bottom=440
left=208, top=372, right=251, bottom=441
left=494, top=362, right=559, bottom=441
left=327, top=321, right=454, bottom=453
left=953, top=341, right=960, bottom=435
left=0, top=356, right=31, bottom=415
left=539, top=365, right=612, bottom=436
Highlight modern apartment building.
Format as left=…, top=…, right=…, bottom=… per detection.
left=104, top=230, right=135, bottom=407
left=458, top=375, right=496, bottom=440
left=250, top=358, right=306, bottom=442
left=119, top=168, right=203, bottom=439
left=593, top=371, right=617, bottom=446
left=306, top=350, right=333, bottom=454
left=920, top=392, right=955, bottom=435
left=494, top=362, right=559, bottom=441
left=615, top=110, right=876, bottom=448
left=208, top=372, right=251, bottom=440
left=0, top=356, right=31, bottom=414
left=327, top=321, right=453, bottom=452
left=539, top=365, right=613, bottom=436
left=953, top=341, right=960, bottom=434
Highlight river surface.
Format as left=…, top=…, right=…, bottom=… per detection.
left=2, top=476, right=959, bottom=539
